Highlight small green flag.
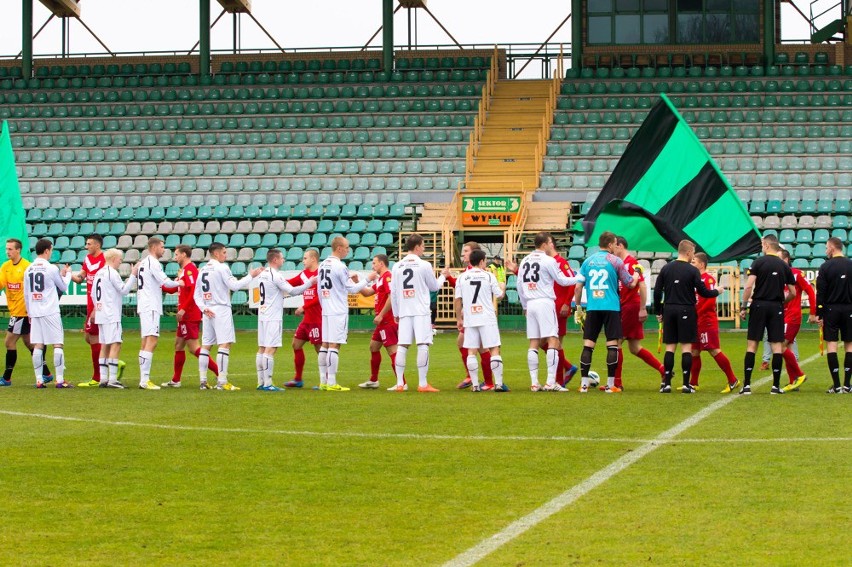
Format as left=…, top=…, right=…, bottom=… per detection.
left=577, top=94, right=762, bottom=262
left=0, top=121, right=29, bottom=261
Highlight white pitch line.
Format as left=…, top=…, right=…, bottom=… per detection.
left=443, top=353, right=823, bottom=567
left=0, top=409, right=848, bottom=444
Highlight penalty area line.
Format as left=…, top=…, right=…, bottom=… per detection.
left=443, top=353, right=822, bottom=567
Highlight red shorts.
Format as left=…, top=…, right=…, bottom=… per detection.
left=177, top=321, right=200, bottom=340
left=84, top=307, right=97, bottom=335
left=620, top=301, right=644, bottom=340
left=557, top=314, right=568, bottom=337
left=294, top=320, right=322, bottom=345
left=784, top=321, right=801, bottom=344
left=693, top=326, right=720, bottom=351
left=371, top=321, right=399, bottom=347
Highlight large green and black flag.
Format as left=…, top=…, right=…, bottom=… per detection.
left=0, top=121, right=29, bottom=260
left=577, top=94, right=761, bottom=262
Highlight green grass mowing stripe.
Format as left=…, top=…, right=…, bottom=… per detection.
left=443, top=354, right=821, bottom=567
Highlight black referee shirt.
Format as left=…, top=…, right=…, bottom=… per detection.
left=815, top=256, right=852, bottom=317
left=653, top=259, right=719, bottom=312
left=748, top=254, right=795, bottom=303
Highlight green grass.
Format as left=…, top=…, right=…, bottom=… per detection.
left=1, top=329, right=848, bottom=566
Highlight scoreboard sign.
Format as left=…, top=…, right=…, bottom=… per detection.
left=461, top=195, right=521, bottom=226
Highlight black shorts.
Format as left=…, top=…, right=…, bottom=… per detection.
left=747, top=301, right=785, bottom=343
left=662, top=305, right=698, bottom=345
left=7, top=316, right=30, bottom=336
left=583, top=310, right=622, bottom=342
left=822, top=305, right=852, bottom=343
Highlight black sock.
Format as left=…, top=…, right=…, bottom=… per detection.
left=580, top=346, right=593, bottom=377
left=663, top=351, right=674, bottom=386
left=682, top=352, right=693, bottom=387
left=827, top=352, right=840, bottom=389
left=606, top=346, right=618, bottom=383
left=771, top=352, right=783, bottom=388
left=3, top=350, right=17, bottom=381
left=743, top=351, right=755, bottom=386
left=844, top=352, right=851, bottom=388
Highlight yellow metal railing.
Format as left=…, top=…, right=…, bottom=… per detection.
left=502, top=190, right=531, bottom=263
left=464, top=46, right=499, bottom=187
left=441, top=186, right=460, bottom=267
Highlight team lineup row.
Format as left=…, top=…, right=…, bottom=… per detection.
left=1, top=230, right=850, bottom=394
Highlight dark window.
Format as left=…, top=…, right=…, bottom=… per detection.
left=589, top=16, right=613, bottom=43
left=644, top=13, right=670, bottom=43
left=616, top=14, right=642, bottom=43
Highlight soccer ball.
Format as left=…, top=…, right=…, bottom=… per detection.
left=587, top=371, right=601, bottom=387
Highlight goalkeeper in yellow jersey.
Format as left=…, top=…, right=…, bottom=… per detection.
left=0, top=239, right=52, bottom=386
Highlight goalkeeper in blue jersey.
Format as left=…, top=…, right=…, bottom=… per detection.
left=573, top=231, right=636, bottom=393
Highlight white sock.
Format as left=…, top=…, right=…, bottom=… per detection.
left=491, top=355, right=504, bottom=387
left=326, top=348, right=339, bottom=386
left=581, top=375, right=590, bottom=388
left=466, top=354, right=479, bottom=387
left=98, top=357, right=108, bottom=384
left=317, top=348, right=328, bottom=385
left=263, top=354, right=275, bottom=387
left=198, top=348, right=210, bottom=383
left=108, top=358, right=119, bottom=384
left=527, top=349, right=539, bottom=386
left=394, top=345, right=407, bottom=387
left=607, top=375, right=615, bottom=388
left=545, top=348, right=559, bottom=386
left=53, top=347, right=65, bottom=383
left=32, top=348, right=44, bottom=383
left=138, top=351, right=153, bottom=385
left=417, top=344, right=430, bottom=388
left=255, top=353, right=264, bottom=386
left=216, top=348, right=230, bottom=384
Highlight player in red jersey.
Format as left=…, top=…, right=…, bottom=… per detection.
left=779, top=249, right=817, bottom=392
left=613, top=236, right=664, bottom=389
left=70, top=234, right=111, bottom=386
left=357, top=254, right=405, bottom=390
left=161, top=245, right=219, bottom=387
left=551, top=247, right=579, bottom=385
left=284, top=249, right=321, bottom=388
left=444, top=242, right=494, bottom=390
left=689, top=253, right=739, bottom=393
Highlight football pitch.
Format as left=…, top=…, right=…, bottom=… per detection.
left=1, top=329, right=849, bottom=566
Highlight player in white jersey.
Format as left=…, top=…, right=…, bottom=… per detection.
left=316, top=236, right=368, bottom=392
left=253, top=249, right=316, bottom=391
left=23, top=239, right=72, bottom=388
left=135, top=237, right=182, bottom=390
left=194, top=242, right=261, bottom=391
left=517, top=232, right=581, bottom=392
left=390, top=233, right=447, bottom=392
left=454, top=249, right=508, bottom=392
left=89, top=249, right=137, bottom=388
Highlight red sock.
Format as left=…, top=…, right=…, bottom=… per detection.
left=690, top=353, right=701, bottom=386
left=390, top=351, right=405, bottom=384
left=293, top=348, right=305, bottom=380
left=637, top=348, right=665, bottom=377
left=173, top=351, right=186, bottom=382
left=193, top=348, right=219, bottom=376
left=370, top=351, right=381, bottom=381
left=558, top=348, right=573, bottom=368
left=480, top=351, right=493, bottom=386
left=614, top=347, right=624, bottom=388
left=712, top=351, right=737, bottom=384
left=556, top=351, right=565, bottom=385
left=459, top=347, right=468, bottom=369
left=782, top=348, right=803, bottom=383
left=90, top=343, right=101, bottom=381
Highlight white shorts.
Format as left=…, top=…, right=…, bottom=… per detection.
left=321, top=314, right=349, bottom=345
left=526, top=299, right=559, bottom=339
left=139, top=311, right=161, bottom=338
left=258, top=320, right=283, bottom=348
left=201, top=306, right=236, bottom=346
left=30, top=314, right=64, bottom=345
left=463, top=325, right=501, bottom=350
left=398, top=315, right=433, bottom=345
left=98, top=322, right=123, bottom=344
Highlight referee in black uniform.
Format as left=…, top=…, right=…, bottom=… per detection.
left=815, top=237, right=852, bottom=393
left=740, top=237, right=796, bottom=394
left=653, top=240, right=719, bottom=393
